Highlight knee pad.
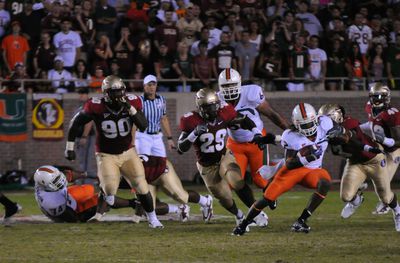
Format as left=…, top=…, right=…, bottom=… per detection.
left=317, top=179, right=331, bottom=196
left=105, top=195, right=115, bottom=206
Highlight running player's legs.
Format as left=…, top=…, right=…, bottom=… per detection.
left=247, top=145, right=268, bottom=189
left=368, top=155, right=394, bottom=204
left=157, top=160, right=189, bottom=204
left=227, top=138, right=248, bottom=180
left=301, top=168, right=331, bottom=189
left=387, top=149, right=400, bottom=182
left=120, top=148, right=149, bottom=194
left=68, top=185, right=98, bottom=213
left=96, top=153, right=121, bottom=196
left=340, top=161, right=367, bottom=202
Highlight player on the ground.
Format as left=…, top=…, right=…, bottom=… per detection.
left=138, top=154, right=213, bottom=222
left=178, top=88, right=275, bottom=225
left=233, top=103, right=340, bottom=235
left=319, top=104, right=400, bottom=231
left=363, top=83, right=400, bottom=215
left=64, top=75, right=163, bottom=228
left=34, top=165, right=139, bottom=223
left=0, top=191, right=21, bottom=225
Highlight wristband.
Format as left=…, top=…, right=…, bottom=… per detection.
left=167, top=136, right=173, bottom=140
left=363, top=145, right=372, bottom=152
left=299, top=156, right=309, bottom=166
left=275, top=135, right=282, bottom=143
left=252, top=127, right=262, bottom=135
left=188, top=131, right=198, bottom=142
left=66, top=141, right=75, bottom=151
left=383, top=137, right=395, bottom=147
left=129, top=106, right=137, bottom=116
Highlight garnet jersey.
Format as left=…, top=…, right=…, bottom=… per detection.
left=332, top=116, right=378, bottom=163
left=140, top=155, right=168, bottom=183
left=281, top=115, right=333, bottom=169
left=219, top=84, right=264, bottom=143
left=83, top=95, right=143, bottom=154
left=365, top=102, right=400, bottom=152
left=35, top=185, right=77, bottom=221
left=180, top=103, right=237, bottom=166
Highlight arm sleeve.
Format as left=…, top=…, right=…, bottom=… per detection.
left=130, top=109, right=148, bottom=132
left=67, top=111, right=93, bottom=142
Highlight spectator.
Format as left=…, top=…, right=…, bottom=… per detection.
left=5, top=63, right=30, bottom=93
left=345, top=42, right=368, bottom=90
left=114, top=26, right=134, bottom=78
left=47, top=56, right=73, bottom=94
left=283, top=10, right=295, bottom=31
left=248, top=20, right=262, bottom=51
left=0, top=0, right=10, bottom=39
left=324, top=17, right=347, bottom=49
left=126, top=0, right=149, bottom=28
left=53, top=17, right=83, bottom=72
left=194, top=41, right=214, bottom=89
left=306, top=35, right=327, bottom=91
left=94, top=0, right=117, bottom=42
left=41, top=1, right=64, bottom=36
left=33, top=32, right=57, bottom=78
left=17, top=1, right=46, bottom=51
left=267, top=0, right=287, bottom=19
left=287, top=34, right=310, bottom=92
left=1, top=20, right=30, bottom=74
left=73, top=59, right=91, bottom=89
left=209, top=32, right=237, bottom=78
left=154, top=10, right=179, bottom=53
left=368, top=43, right=386, bottom=82
left=5, top=0, right=23, bottom=20
left=290, top=18, right=309, bottom=43
left=296, top=0, right=323, bottom=36
left=235, top=31, right=258, bottom=81
left=89, top=66, right=105, bottom=93
left=201, top=0, right=223, bottom=22
left=389, top=19, right=400, bottom=44
left=73, top=1, right=96, bottom=60
left=256, top=41, right=282, bottom=91
left=387, top=34, right=400, bottom=89
left=34, top=70, right=51, bottom=93
left=221, top=12, right=244, bottom=43
left=92, top=33, right=113, bottom=74
left=370, top=14, right=389, bottom=48
left=109, top=59, right=121, bottom=77
left=348, top=13, right=372, bottom=55
left=108, top=0, right=130, bottom=17
left=172, top=41, right=194, bottom=92
left=157, top=0, right=178, bottom=23
left=130, top=62, right=145, bottom=91
left=326, top=38, right=347, bottom=91
left=176, top=3, right=203, bottom=38
left=175, top=0, right=187, bottom=19
left=136, top=39, right=156, bottom=76
left=205, top=15, right=221, bottom=47
left=265, top=17, right=292, bottom=53
left=154, top=42, right=175, bottom=91
left=190, top=26, right=214, bottom=57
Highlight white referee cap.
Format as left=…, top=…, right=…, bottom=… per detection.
left=143, top=74, right=157, bottom=85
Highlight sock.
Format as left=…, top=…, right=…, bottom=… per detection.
left=243, top=198, right=270, bottom=224
left=198, top=195, right=208, bottom=207
left=0, top=194, right=16, bottom=208
left=306, top=192, right=326, bottom=213
left=298, top=209, right=312, bottom=222
left=188, top=190, right=201, bottom=203
left=225, top=200, right=239, bottom=216
left=236, top=209, right=244, bottom=219
left=137, top=192, right=154, bottom=213
left=128, top=199, right=138, bottom=209
left=168, top=204, right=179, bottom=214
left=388, top=194, right=400, bottom=214
left=234, top=184, right=256, bottom=208
left=351, top=194, right=362, bottom=206
left=146, top=210, right=157, bottom=221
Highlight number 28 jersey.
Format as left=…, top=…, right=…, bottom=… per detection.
left=83, top=95, right=143, bottom=154
left=180, top=103, right=237, bottom=167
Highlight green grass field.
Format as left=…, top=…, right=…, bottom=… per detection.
left=1, top=187, right=400, bottom=263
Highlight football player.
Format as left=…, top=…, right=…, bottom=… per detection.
left=0, top=191, right=21, bottom=225
left=34, top=165, right=139, bottom=223
left=65, top=75, right=163, bottom=228
left=233, top=103, right=340, bottom=235
left=178, top=88, right=273, bottom=225
left=363, top=83, right=400, bottom=215
left=140, top=154, right=213, bottom=222
left=319, top=104, right=400, bottom=231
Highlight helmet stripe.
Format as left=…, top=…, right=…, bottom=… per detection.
left=38, top=167, right=54, bottom=173
left=225, top=68, right=231, bottom=80
left=299, top=103, right=307, bottom=119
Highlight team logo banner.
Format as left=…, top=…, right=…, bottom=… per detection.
left=32, top=93, right=64, bottom=140
left=0, top=93, right=27, bottom=142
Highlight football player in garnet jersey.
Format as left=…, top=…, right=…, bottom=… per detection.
left=178, top=88, right=275, bottom=225
left=361, top=83, right=400, bottom=215
left=233, top=103, right=343, bottom=235
left=65, top=75, right=163, bottom=228
left=319, top=104, right=400, bottom=231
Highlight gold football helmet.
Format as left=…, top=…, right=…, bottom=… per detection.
left=101, top=75, right=126, bottom=103
left=369, top=83, right=391, bottom=109
left=318, top=104, right=345, bottom=124
left=195, top=88, right=220, bottom=121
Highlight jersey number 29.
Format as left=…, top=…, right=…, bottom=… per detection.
left=199, top=129, right=227, bottom=153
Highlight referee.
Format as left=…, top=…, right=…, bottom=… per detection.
left=135, top=75, right=175, bottom=157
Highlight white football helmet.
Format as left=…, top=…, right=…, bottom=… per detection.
left=34, top=165, right=67, bottom=192
left=292, top=103, right=318, bottom=137
left=218, top=68, right=241, bottom=101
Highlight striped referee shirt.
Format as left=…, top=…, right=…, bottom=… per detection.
left=140, top=94, right=167, bottom=134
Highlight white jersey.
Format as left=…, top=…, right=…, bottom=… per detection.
left=0, top=9, right=10, bottom=38
left=53, top=30, right=83, bottom=67
left=220, top=84, right=265, bottom=143
left=281, top=115, right=333, bottom=169
left=308, top=48, right=327, bottom=79
left=348, top=25, right=372, bottom=54
left=35, top=185, right=77, bottom=219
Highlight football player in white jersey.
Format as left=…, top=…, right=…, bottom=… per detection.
left=218, top=68, right=289, bottom=218
left=348, top=13, right=372, bottom=55
left=233, top=103, right=347, bottom=235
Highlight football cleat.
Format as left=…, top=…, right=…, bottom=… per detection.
left=249, top=211, right=269, bottom=227
left=4, top=203, right=21, bottom=219
left=235, top=211, right=250, bottom=232
left=178, top=204, right=190, bottom=222
left=373, top=201, right=390, bottom=215
left=291, top=220, right=310, bottom=233
left=393, top=212, right=400, bottom=232
left=87, top=212, right=105, bottom=223
left=148, top=219, right=164, bottom=229
left=232, top=222, right=248, bottom=236
left=200, top=195, right=213, bottom=223
left=341, top=194, right=364, bottom=219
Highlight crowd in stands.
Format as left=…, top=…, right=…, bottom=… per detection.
left=0, top=0, right=400, bottom=93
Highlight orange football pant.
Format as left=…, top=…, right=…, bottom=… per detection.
left=68, top=185, right=98, bottom=213
left=264, top=166, right=331, bottom=201
left=227, top=134, right=268, bottom=189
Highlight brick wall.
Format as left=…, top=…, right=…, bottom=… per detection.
left=1, top=91, right=399, bottom=182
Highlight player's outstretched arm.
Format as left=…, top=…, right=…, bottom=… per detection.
left=65, top=112, right=93, bottom=161
left=257, top=100, right=290, bottom=130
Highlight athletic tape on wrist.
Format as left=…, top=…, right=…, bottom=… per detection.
left=66, top=141, right=75, bottom=151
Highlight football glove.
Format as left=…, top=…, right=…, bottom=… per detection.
left=252, top=133, right=276, bottom=150
left=65, top=149, right=76, bottom=161
left=363, top=145, right=383, bottom=154
left=373, top=133, right=395, bottom=147
left=193, top=124, right=208, bottom=136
